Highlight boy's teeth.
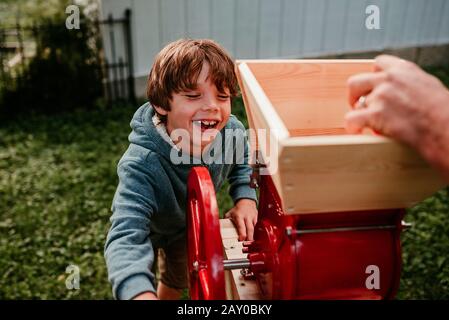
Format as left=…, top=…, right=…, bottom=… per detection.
left=193, top=120, right=218, bottom=126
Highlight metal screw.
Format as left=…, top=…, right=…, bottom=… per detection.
left=285, top=226, right=293, bottom=237
left=401, top=221, right=413, bottom=230
left=240, top=268, right=255, bottom=280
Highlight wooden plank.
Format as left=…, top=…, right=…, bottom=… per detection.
left=236, top=61, right=288, bottom=191
left=220, top=218, right=239, bottom=240
left=280, top=136, right=445, bottom=213
left=235, top=59, right=446, bottom=214
left=289, top=127, right=349, bottom=137
left=245, top=61, right=375, bottom=130
left=220, top=219, right=262, bottom=300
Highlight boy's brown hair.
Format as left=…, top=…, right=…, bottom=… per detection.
left=146, top=39, right=238, bottom=122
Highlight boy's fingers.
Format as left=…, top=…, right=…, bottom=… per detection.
left=253, top=216, right=258, bottom=226
left=347, top=72, right=386, bottom=107
left=245, top=218, right=255, bottom=241
left=235, top=217, right=247, bottom=241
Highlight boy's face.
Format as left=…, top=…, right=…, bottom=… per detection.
left=155, top=62, right=232, bottom=153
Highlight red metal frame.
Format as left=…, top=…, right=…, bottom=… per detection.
left=187, top=166, right=226, bottom=300
left=187, top=166, right=405, bottom=300
left=247, top=174, right=404, bottom=299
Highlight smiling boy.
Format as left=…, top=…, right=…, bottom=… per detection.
left=104, top=39, right=258, bottom=300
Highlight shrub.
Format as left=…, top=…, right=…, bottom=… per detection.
left=0, top=17, right=103, bottom=118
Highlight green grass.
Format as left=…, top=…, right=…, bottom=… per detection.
left=0, top=100, right=240, bottom=299
left=0, top=105, right=129, bottom=299
left=398, top=190, right=449, bottom=299
left=1, top=66, right=449, bottom=299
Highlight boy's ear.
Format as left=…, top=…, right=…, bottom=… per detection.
left=153, top=105, right=168, bottom=115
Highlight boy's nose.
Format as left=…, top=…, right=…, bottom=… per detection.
left=201, top=99, right=220, bottom=112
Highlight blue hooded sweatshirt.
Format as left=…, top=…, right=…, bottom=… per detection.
left=104, top=102, right=257, bottom=300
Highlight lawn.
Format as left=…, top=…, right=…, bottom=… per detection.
left=0, top=101, right=238, bottom=299
left=0, top=71, right=448, bottom=299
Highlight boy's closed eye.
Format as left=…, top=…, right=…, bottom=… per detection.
left=217, top=94, right=230, bottom=101
left=184, top=94, right=201, bottom=99
left=183, top=93, right=230, bottom=101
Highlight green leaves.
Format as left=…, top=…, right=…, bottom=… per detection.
left=398, top=187, right=449, bottom=299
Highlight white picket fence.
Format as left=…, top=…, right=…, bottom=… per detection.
left=99, top=0, right=449, bottom=79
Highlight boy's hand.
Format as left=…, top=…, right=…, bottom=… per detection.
left=133, top=291, right=159, bottom=300
left=225, top=199, right=258, bottom=241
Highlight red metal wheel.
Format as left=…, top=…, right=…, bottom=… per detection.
left=187, top=166, right=226, bottom=300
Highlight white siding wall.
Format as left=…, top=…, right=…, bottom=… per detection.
left=99, top=0, right=449, bottom=78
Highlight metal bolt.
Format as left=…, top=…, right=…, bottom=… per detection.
left=240, top=268, right=255, bottom=280
left=401, top=221, right=413, bottom=230
left=223, top=258, right=251, bottom=270
left=285, top=226, right=293, bottom=237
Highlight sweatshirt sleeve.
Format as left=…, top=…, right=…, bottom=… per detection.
left=104, top=159, right=158, bottom=300
left=227, top=124, right=258, bottom=205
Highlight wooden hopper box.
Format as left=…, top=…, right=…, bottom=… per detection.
left=236, top=60, right=445, bottom=214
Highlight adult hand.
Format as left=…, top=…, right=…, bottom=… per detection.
left=345, top=55, right=449, bottom=181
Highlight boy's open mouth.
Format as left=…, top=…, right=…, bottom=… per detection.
left=192, top=120, right=220, bottom=132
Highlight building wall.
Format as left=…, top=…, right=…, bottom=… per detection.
left=99, top=0, right=449, bottom=96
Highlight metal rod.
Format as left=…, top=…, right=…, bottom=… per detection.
left=108, top=14, right=119, bottom=102
left=124, top=8, right=136, bottom=104
left=0, top=29, right=5, bottom=83
left=223, top=258, right=250, bottom=270
left=98, top=17, right=127, bottom=25
left=288, top=224, right=397, bottom=236
left=118, top=57, right=125, bottom=99
left=104, top=58, right=112, bottom=105
left=16, top=21, right=24, bottom=69
left=401, top=221, right=412, bottom=229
